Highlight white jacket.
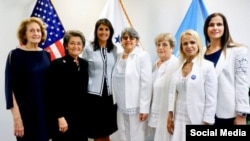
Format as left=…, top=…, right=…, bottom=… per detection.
left=112, top=47, right=153, bottom=113
left=168, top=58, right=218, bottom=124
left=214, top=46, right=250, bottom=118
left=153, top=55, right=179, bottom=141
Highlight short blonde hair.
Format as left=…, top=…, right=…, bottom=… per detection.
left=154, top=32, right=175, bottom=49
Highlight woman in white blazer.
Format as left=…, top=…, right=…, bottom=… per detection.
left=112, top=27, right=152, bottom=141
left=167, top=29, right=218, bottom=141
left=146, top=33, right=178, bottom=141
left=204, top=12, right=250, bottom=125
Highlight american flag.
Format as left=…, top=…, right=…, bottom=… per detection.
left=31, top=0, right=65, bottom=60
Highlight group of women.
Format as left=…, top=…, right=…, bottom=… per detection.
left=4, top=12, right=250, bottom=141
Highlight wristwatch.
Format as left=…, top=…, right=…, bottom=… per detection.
left=237, top=112, right=248, bottom=117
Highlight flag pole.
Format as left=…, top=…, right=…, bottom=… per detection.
left=119, top=0, right=133, bottom=28
left=119, top=0, right=144, bottom=49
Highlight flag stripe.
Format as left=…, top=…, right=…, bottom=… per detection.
left=45, top=47, right=56, bottom=60
left=51, top=41, right=64, bottom=58
left=55, top=40, right=65, bottom=56
left=50, top=45, right=60, bottom=59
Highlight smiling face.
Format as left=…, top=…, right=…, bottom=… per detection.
left=97, top=24, right=110, bottom=44
left=156, top=40, right=173, bottom=61
left=25, top=22, right=42, bottom=45
left=180, top=34, right=199, bottom=59
left=207, top=15, right=224, bottom=41
left=66, top=36, right=84, bottom=59
left=121, top=33, right=137, bottom=53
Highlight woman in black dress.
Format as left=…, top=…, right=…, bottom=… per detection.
left=5, top=17, right=50, bottom=141
left=47, top=30, right=89, bottom=141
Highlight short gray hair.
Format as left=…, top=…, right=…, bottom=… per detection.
left=120, top=27, right=140, bottom=40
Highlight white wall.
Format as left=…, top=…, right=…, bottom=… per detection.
left=1, top=0, right=249, bottom=140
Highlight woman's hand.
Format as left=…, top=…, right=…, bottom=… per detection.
left=167, top=112, right=174, bottom=135
left=234, top=115, right=247, bottom=125
left=58, top=117, right=68, bottom=133
left=11, top=93, right=24, bottom=137
left=13, top=117, right=24, bottom=137
left=139, top=113, right=148, bottom=122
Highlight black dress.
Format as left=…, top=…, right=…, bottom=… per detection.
left=46, top=55, right=89, bottom=141
left=5, top=48, right=50, bottom=141
left=85, top=48, right=118, bottom=138
left=86, top=80, right=118, bottom=138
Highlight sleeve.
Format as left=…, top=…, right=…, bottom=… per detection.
left=47, top=60, right=66, bottom=118
left=203, top=61, right=218, bottom=124
left=82, top=43, right=90, bottom=59
left=168, top=73, right=177, bottom=113
left=248, top=46, right=250, bottom=87
left=5, top=51, right=13, bottom=109
left=234, top=47, right=250, bottom=113
left=139, top=51, right=153, bottom=113
left=83, top=60, right=89, bottom=94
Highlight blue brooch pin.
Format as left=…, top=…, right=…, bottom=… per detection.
left=191, top=75, right=196, bottom=80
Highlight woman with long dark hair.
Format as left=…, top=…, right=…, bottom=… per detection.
left=204, top=12, right=250, bottom=125
left=82, top=18, right=118, bottom=141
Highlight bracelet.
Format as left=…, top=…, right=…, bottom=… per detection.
left=237, top=112, right=248, bottom=117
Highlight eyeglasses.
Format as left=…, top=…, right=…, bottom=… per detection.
left=122, top=36, right=135, bottom=41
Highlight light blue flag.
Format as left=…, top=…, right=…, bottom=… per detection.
left=174, top=0, right=209, bottom=56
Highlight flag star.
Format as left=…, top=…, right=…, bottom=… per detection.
left=115, top=35, right=120, bottom=43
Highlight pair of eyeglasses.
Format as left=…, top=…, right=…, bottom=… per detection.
left=122, top=36, right=135, bottom=40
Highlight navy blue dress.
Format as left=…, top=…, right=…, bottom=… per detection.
left=5, top=48, right=50, bottom=141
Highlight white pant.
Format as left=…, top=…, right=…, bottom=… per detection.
left=110, top=111, right=146, bottom=141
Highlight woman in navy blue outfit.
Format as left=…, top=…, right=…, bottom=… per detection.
left=5, top=17, right=50, bottom=141
left=47, top=30, right=89, bottom=141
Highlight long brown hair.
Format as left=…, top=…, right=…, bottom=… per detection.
left=204, top=13, right=242, bottom=49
